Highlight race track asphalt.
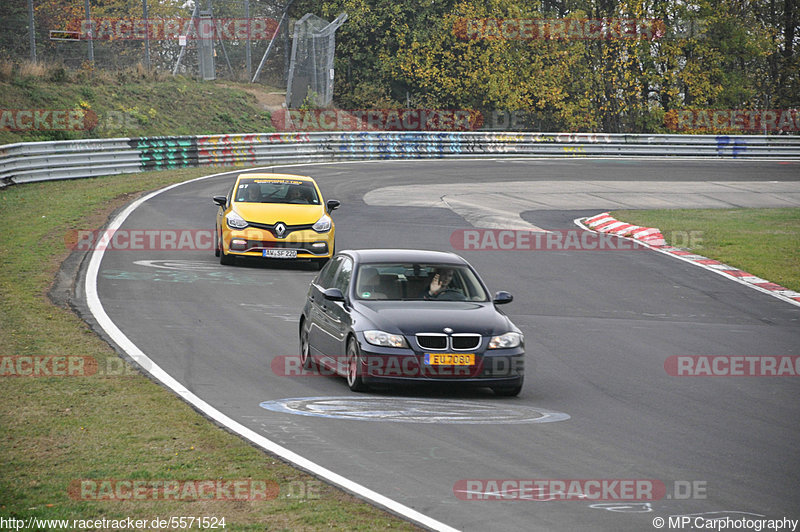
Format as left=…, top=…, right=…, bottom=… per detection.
left=77, top=159, right=800, bottom=531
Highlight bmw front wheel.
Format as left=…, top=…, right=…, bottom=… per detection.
left=299, top=321, right=314, bottom=370
left=346, top=338, right=369, bottom=392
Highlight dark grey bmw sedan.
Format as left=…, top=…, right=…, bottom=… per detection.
left=298, top=249, right=525, bottom=395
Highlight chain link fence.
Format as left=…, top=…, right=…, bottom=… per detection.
left=285, top=13, right=347, bottom=108
left=0, top=0, right=293, bottom=86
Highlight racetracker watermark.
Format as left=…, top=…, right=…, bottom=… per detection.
left=454, top=18, right=667, bottom=41
left=0, top=355, right=142, bottom=377
left=450, top=229, right=648, bottom=251
left=665, top=109, right=800, bottom=132
left=97, top=111, right=143, bottom=131
left=69, top=479, right=279, bottom=501
left=65, top=18, right=279, bottom=40
left=453, top=479, right=708, bottom=501
left=0, top=109, right=98, bottom=131
left=270, top=109, right=484, bottom=132
left=65, top=229, right=215, bottom=251
left=271, top=355, right=522, bottom=378
left=664, top=356, right=800, bottom=377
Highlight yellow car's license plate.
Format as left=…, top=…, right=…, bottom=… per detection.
left=263, top=249, right=297, bottom=258
left=425, top=353, right=475, bottom=366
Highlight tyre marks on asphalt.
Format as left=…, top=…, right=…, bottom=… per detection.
left=364, top=180, right=800, bottom=231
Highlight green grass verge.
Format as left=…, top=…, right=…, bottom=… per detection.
left=0, top=168, right=419, bottom=531
left=611, top=208, right=800, bottom=293
left=0, top=66, right=277, bottom=144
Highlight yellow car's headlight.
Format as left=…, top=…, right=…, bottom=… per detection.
left=226, top=211, right=248, bottom=230
left=312, top=214, right=332, bottom=233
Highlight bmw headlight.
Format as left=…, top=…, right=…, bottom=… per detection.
left=364, top=330, right=408, bottom=348
left=488, top=332, right=523, bottom=349
left=312, top=214, right=332, bottom=233
left=226, top=211, right=248, bottom=230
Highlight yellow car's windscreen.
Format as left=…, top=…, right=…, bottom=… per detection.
left=235, top=178, right=320, bottom=205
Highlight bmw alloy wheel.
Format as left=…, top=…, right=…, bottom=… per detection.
left=346, top=338, right=369, bottom=392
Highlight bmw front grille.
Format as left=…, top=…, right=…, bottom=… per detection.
left=415, top=333, right=481, bottom=351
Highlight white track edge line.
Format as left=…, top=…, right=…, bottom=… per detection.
left=84, top=166, right=461, bottom=532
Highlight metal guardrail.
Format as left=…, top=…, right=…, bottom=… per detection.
left=2, top=132, right=799, bottom=186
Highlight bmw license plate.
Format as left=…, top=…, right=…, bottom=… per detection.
left=424, top=353, right=475, bottom=366
left=263, top=249, right=297, bottom=258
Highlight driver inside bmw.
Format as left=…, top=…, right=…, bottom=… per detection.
left=423, top=268, right=465, bottom=300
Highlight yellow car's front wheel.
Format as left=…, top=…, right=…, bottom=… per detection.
left=219, top=230, right=235, bottom=266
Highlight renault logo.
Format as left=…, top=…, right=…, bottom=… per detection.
left=274, top=222, right=287, bottom=238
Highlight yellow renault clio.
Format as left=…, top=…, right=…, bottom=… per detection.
left=213, top=173, right=340, bottom=268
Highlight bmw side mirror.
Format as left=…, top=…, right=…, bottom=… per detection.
left=493, top=291, right=513, bottom=305
left=323, top=287, right=345, bottom=302
left=327, top=199, right=341, bottom=213
left=213, top=196, right=227, bottom=207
